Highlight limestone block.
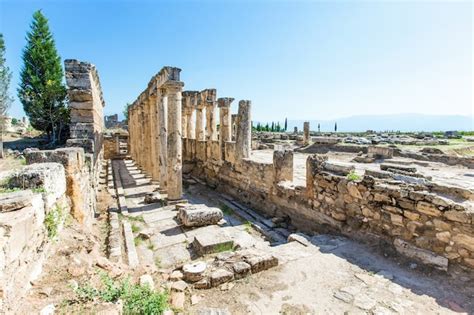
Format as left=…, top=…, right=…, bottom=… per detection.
left=273, top=150, right=293, bottom=183
left=452, top=234, right=474, bottom=251
left=183, top=261, right=207, bottom=282
left=241, top=250, right=279, bottom=273
left=9, top=163, right=66, bottom=210
left=368, top=146, right=393, bottom=159
left=322, top=162, right=355, bottom=176
left=0, top=190, right=35, bottom=213
left=192, top=230, right=234, bottom=256
left=210, top=269, right=234, bottom=287
left=225, top=141, right=236, bottom=164
left=178, top=204, right=223, bottom=227
left=393, top=238, right=448, bottom=271
left=416, top=201, right=441, bottom=217
left=232, top=261, right=251, bottom=279
left=380, top=163, right=416, bottom=173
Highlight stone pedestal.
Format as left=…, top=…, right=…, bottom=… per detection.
left=203, top=89, right=217, bottom=141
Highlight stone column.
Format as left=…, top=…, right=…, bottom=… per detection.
left=236, top=100, right=251, bottom=160
left=195, top=93, right=206, bottom=141
left=165, top=82, right=184, bottom=200
left=273, top=150, right=293, bottom=183
left=158, top=88, right=168, bottom=191
left=115, top=133, right=120, bottom=156
left=218, top=97, right=234, bottom=159
left=303, top=121, right=310, bottom=145
left=149, top=94, right=159, bottom=181
left=231, top=114, right=238, bottom=141
left=138, top=105, right=144, bottom=169
left=203, top=89, right=217, bottom=141
left=182, top=96, right=188, bottom=139
left=186, top=92, right=198, bottom=139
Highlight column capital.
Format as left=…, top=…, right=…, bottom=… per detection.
left=163, top=81, right=184, bottom=92
left=218, top=97, right=234, bottom=108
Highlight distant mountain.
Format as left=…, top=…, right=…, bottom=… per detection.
left=285, top=114, right=473, bottom=132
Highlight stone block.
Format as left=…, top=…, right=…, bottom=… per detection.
left=178, top=204, right=223, bottom=227
left=380, top=163, right=416, bottom=173
left=9, top=163, right=66, bottom=210
left=368, top=146, right=393, bottom=159
left=183, top=261, right=207, bottom=282
left=416, top=201, right=441, bottom=217
left=232, top=261, right=251, bottom=279
left=0, top=190, right=35, bottom=213
left=322, top=162, right=354, bottom=176
left=210, top=269, right=234, bottom=287
left=192, top=230, right=234, bottom=256
left=393, top=238, right=448, bottom=271
left=241, top=250, right=279, bottom=273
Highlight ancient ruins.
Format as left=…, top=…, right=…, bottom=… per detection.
left=0, top=60, right=473, bottom=314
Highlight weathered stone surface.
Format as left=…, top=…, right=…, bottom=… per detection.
left=183, top=261, right=207, bottom=282
left=232, top=261, right=251, bottom=279
left=242, top=251, right=279, bottom=273
left=178, top=204, right=223, bottom=227
left=0, top=190, right=35, bottom=212
left=139, top=274, right=154, bottom=289
left=210, top=269, right=234, bottom=287
left=380, top=163, right=416, bottom=173
left=416, top=201, right=441, bottom=217
left=394, top=238, right=448, bottom=271
left=452, top=234, right=474, bottom=251
left=192, top=230, right=234, bottom=256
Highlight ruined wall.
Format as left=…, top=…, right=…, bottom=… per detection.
left=25, top=148, right=96, bottom=225
left=184, top=141, right=474, bottom=272
left=0, top=163, right=70, bottom=312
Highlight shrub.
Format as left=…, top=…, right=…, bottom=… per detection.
left=44, top=204, right=63, bottom=239
left=71, top=272, right=169, bottom=315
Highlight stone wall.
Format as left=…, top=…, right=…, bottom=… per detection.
left=64, top=59, right=105, bottom=162
left=184, top=141, right=474, bottom=272
left=25, top=148, right=96, bottom=226
left=0, top=163, right=70, bottom=312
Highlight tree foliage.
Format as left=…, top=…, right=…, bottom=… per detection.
left=0, top=33, right=13, bottom=158
left=18, top=10, right=68, bottom=144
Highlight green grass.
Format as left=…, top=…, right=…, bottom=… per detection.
left=67, top=272, right=169, bottom=315
left=32, top=186, right=46, bottom=193
left=220, top=203, right=233, bottom=215
left=147, top=242, right=155, bottom=251
left=347, top=170, right=361, bottom=182
left=214, top=242, right=234, bottom=253
left=134, top=235, right=145, bottom=246
left=154, top=256, right=162, bottom=268
left=243, top=221, right=252, bottom=233
left=127, top=215, right=145, bottom=223
left=44, top=204, right=64, bottom=239
left=131, top=223, right=140, bottom=233
left=0, top=187, right=21, bottom=194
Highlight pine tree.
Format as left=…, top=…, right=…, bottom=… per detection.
left=318, top=123, right=320, bottom=132
left=284, top=118, right=287, bottom=131
left=18, top=10, right=68, bottom=144
left=0, top=34, right=13, bottom=158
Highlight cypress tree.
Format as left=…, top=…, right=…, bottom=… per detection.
left=284, top=117, right=287, bottom=131
left=18, top=10, right=68, bottom=144
left=0, top=34, right=13, bottom=158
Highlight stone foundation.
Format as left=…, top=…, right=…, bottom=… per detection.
left=184, top=141, right=474, bottom=271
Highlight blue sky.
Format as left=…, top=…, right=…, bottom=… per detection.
left=0, top=0, right=472, bottom=122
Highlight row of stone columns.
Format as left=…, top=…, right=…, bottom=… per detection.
left=128, top=67, right=184, bottom=201
left=180, top=89, right=251, bottom=160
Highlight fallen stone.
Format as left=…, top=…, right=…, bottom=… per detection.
left=40, top=304, right=55, bottom=315
left=183, top=261, right=207, bottom=282
left=287, top=233, right=311, bottom=246
left=210, top=269, right=234, bottom=287
left=196, top=308, right=231, bottom=315
left=0, top=190, right=35, bottom=212
left=220, top=282, right=235, bottom=291
left=170, top=291, right=185, bottom=309
left=354, top=294, right=377, bottom=310
left=191, top=294, right=202, bottom=305
left=242, top=251, right=278, bottom=273
left=194, top=278, right=211, bottom=289
left=171, top=280, right=188, bottom=292
left=192, top=231, right=234, bottom=256
left=170, top=270, right=184, bottom=281
left=333, top=290, right=353, bottom=303
left=144, top=192, right=164, bottom=204
left=232, top=261, right=251, bottom=279
left=380, top=163, right=416, bottom=173
left=394, top=238, right=448, bottom=271
left=139, top=274, right=154, bottom=289
left=178, top=204, right=223, bottom=227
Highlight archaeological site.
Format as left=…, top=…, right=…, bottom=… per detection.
left=0, top=57, right=472, bottom=314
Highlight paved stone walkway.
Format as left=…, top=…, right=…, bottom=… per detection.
left=116, top=159, right=474, bottom=314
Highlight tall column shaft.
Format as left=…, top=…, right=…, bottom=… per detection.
left=236, top=100, right=251, bottom=160
left=149, top=95, right=159, bottom=180
left=166, top=83, right=184, bottom=200
left=218, top=97, right=234, bottom=159
left=158, top=89, right=168, bottom=190
left=185, top=108, right=195, bottom=139
left=196, top=106, right=205, bottom=141
left=303, top=121, right=310, bottom=145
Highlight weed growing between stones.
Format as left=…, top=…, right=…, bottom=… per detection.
left=44, top=204, right=64, bottom=239
left=66, top=272, right=169, bottom=314
left=243, top=221, right=252, bottom=233
left=214, top=242, right=234, bottom=253
left=220, top=203, right=233, bottom=215
left=131, top=223, right=140, bottom=233
left=346, top=170, right=361, bottom=181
